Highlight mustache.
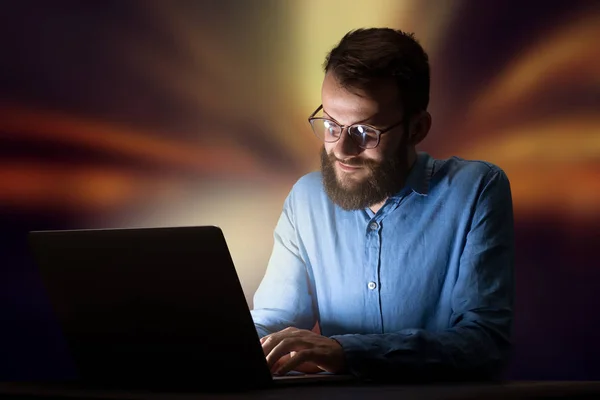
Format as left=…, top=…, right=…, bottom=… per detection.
left=329, top=153, right=373, bottom=167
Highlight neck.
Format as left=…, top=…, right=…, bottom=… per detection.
left=369, top=201, right=386, bottom=214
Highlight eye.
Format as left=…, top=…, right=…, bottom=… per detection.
left=323, top=120, right=336, bottom=134
left=350, top=125, right=378, bottom=139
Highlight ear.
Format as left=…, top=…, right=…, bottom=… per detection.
left=408, top=111, right=432, bottom=145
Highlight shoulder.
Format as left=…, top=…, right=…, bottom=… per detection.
left=425, top=154, right=511, bottom=206
left=282, top=171, right=329, bottom=211
left=292, top=171, right=324, bottom=193
left=435, top=155, right=504, bottom=178
left=432, top=155, right=509, bottom=188
left=283, top=171, right=324, bottom=202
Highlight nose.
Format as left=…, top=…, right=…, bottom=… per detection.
left=333, top=128, right=361, bottom=159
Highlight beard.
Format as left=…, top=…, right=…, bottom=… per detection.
left=320, top=146, right=408, bottom=211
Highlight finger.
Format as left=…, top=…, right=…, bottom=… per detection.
left=269, top=353, right=291, bottom=374
left=261, top=327, right=303, bottom=356
left=261, top=332, right=281, bottom=356
left=260, top=334, right=272, bottom=350
left=265, top=338, right=307, bottom=369
left=275, top=349, right=316, bottom=376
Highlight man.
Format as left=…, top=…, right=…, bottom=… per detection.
left=251, top=28, right=514, bottom=382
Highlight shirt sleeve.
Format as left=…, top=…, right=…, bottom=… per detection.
left=331, top=169, right=515, bottom=382
left=250, top=192, right=317, bottom=338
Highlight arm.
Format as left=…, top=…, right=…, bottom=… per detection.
left=331, top=169, right=515, bottom=382
left=251, top=194, right=317, bottom=339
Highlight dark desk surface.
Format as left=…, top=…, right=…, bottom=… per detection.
left=1, top=381, right=600, bottom=400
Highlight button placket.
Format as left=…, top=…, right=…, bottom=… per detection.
left=364, top=217, right=383, bottom=332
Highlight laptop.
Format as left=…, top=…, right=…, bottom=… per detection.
left=27, top=226, right=354, bottom=392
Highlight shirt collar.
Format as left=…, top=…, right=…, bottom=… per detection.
left=390, top=151, right=434, bottom=198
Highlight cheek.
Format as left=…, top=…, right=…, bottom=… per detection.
left=380, top=134, right=407, bottom=159
left=362, top=148, right=384, bottom=163
left=324, top=142, right=336, bottom=155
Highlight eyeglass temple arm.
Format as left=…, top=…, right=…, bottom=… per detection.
left=308, top=104, right=324, bottom=120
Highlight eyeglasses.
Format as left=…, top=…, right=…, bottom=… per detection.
left=307, top=105, right=404, bottom=149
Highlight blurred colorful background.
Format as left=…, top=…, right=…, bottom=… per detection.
left=1, top=0, right=599, bottom=380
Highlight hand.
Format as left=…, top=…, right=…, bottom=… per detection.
left=261, top=327, right=346, bottom=376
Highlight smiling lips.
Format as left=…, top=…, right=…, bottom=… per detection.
left=336, top=161, right=362, bottom=172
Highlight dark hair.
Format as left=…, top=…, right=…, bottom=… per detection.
left=324, top=28, right=430, bottom=118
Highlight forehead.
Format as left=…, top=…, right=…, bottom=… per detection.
left=321, top=72, right=400, bottom=123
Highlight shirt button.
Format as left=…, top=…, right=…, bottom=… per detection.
left=369, top=221, right=379, bottom=230
left=368, top=281, right=377, bottom=290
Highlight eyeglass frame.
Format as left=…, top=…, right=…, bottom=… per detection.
left=307, top=104, right=406, bottom=149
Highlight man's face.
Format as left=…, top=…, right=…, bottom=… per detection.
left=320, top=72, right=412, bottom=210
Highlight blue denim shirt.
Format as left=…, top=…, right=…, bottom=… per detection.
left=251, top=152, right=515, bottom=379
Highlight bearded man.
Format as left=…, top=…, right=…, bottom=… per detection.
left=251, top=28, right=515, bottom=382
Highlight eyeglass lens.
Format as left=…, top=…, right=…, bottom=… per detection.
left=310, top=119, right=379, bottom=149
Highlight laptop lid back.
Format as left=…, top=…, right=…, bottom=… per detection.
left=28, top=226, right=272, bottom=390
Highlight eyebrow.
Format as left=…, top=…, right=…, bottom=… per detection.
left=322, top=107, right=378, bottom=126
